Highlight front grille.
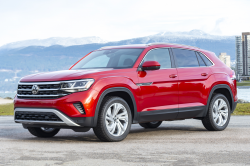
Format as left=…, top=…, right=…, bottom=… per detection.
left=18, top=90, right=63, bottom=95
left=18, top=85, right=33, bottom=89
left=15, top=111, right=62, bottom=121
left=38, top=84, right=61, bottom=89
left=17, top=82, right=69, bottom=99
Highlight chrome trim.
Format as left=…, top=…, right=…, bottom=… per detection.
left=136, top=82, right=153, bottom=86
left=18, top=89, right=59, bottom=91
left=17, top=79, right=94, bottom=98
left=137, top=46, right=215, bottom=69
left=170, top=47, right=215, bottom=67
left=18, top=82, right=61, bottom=85
left=14, top=108, right=80, bottom=127
left=198, top=51, right=215, bottom=66
left=17, top=94, right=67, bottom=97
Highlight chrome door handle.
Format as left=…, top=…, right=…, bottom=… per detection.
left=169, top=74, right=177, bottom=78
left=201, top=73, right=208, bottom=76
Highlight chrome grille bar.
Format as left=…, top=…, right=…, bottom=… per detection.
left=17, top=81, right=69, bottom=99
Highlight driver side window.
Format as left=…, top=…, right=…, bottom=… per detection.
left=141, top=48, right=172, bottom=69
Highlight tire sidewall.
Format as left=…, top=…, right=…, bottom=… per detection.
left=208, top=94, right=231, bottom=130
left=100, top=97, right=132, bottom=141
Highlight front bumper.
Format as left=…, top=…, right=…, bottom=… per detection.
left=14, top=89, right=99, bottom=118
left=14, top=108, right=95, bottom=128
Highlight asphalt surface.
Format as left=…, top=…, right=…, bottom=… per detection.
left=0, top=116, right=250, bottom=166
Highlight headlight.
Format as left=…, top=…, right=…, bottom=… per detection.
left=61, top=79, right=94, bottom=93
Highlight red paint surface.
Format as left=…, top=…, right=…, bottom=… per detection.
left=15, top=43, right=237, bottom=117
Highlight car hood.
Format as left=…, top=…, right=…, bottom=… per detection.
left=20, top=69, right=114, bottom=82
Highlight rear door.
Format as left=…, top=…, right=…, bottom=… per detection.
left=171, top=48, right=212, bottom=119
left=137, top=48, right=179, bottom=122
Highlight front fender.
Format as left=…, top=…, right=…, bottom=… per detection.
left=91, top=76, right=140, bottom=126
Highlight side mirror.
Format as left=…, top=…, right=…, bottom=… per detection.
left=141, top=61, right=161, bottom=71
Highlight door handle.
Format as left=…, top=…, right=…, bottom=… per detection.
left=201, top=73, right=208, bottom=76
left=169, top=74, right=177, bottom=78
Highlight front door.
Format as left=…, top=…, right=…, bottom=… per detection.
left=137, top=48, right=179, bottom=122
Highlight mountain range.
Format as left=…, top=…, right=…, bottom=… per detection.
left=0, top=29, right=236, bottom=92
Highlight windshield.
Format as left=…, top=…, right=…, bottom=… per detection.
left=71, top=48, right=144, bottom=69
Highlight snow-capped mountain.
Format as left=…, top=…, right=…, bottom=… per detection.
left=0, top=36, right=107, bottom=50
left=128, top=29, right=234, bottom=45
left=0, top=29, right=236, bottom=92
left=155, top=29, right=233, bottom=40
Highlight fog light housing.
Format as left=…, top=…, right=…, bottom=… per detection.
left=73, top=103, right=85, bottom=114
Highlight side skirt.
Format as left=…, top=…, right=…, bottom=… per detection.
left=177, top=106, right=206, bottom=119
left=138, top=106, right=206, bottom=123
left=138, top=108, right=178, bottom=123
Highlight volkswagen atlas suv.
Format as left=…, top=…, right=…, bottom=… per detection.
left=14, top=43, right=237, bottom=142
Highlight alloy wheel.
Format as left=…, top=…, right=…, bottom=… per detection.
left=105, top=103, right=129, bottom=137
left=212, top=98, right=228, bottom=127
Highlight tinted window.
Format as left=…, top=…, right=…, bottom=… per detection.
left=196, top=52, right=206, bottom=67
left=198, top=52, right=213, bottom=66
left=141, top=48, right=172, bottom=69
left=72, top=49, right=144, bottom=69
left=172, top=48, right=199, bottom=68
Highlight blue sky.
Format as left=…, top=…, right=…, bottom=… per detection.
left=0, top=0, right=249, bottom=46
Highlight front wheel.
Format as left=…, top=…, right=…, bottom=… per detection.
left=202, top=94, right=231, bottom=131
left=93, top=97, right=132, bottom=142
left=139, top=121, right=162, bottom=128
left=27, top=127, right=60, bottom=138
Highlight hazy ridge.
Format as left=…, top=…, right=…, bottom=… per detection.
left=0, top=30, right=236, bottom=92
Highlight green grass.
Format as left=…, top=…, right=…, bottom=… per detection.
left=237, top=80, right=250, bottom=86
left=237, top=82, right=250, bottom=86
left=0, top=103, right=14, bottom=116
left=0, top=103, right=249, bottom=116
left=232, top=103, right=250, bottom=115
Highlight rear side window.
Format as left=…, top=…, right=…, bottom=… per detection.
left=198, top=52, right=213, bottom=66
left=196, top=52, right=206, bottom=67
left=141, top=48, right=172, bottom=69
left=172, top=48, right=199, bottom=68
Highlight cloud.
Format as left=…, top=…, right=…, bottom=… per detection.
left=211, top=18, right=226, bottom=35
left=0, top=69, right=12, bottom=72
left=0, top=0, right=250, bottom=46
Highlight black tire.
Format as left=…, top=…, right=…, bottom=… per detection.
left=93, top=96, right=132, bottom=142
left=139, top=121, right=162, bottom=128
left=202, top=94, right=231, bottom=131
left=27, top=127, right=60, bottom=138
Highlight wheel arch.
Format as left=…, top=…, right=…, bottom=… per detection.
left=204, top=84, right=234, bottom=116
left=93, top=87, right=138, bottom=126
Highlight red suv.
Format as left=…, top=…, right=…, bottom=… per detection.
left=14, top=43, right=237, bottom=142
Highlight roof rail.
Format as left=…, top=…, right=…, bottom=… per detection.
left=148, top=43, right=199, bottom=48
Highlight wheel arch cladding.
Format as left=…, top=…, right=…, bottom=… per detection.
left=205, top=84, right=234, bottom=116
left=94, top=87, right=138, bottom=126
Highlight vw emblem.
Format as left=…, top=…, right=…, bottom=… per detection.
left=32, top=85, right=39, bottom=95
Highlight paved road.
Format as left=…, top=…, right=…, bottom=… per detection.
left=0, top=116, right=250, bottom=166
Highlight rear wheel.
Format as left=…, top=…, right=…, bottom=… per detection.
left=93, top=97, right=132, bottom=142
left=139, top=121, right=162, bottom=128
left=27, top=127, right=60, bottom=138
left=202, top=94, right=231, bottom=131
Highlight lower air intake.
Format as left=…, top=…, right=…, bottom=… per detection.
left=15, top=111, right=63, bottom=121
